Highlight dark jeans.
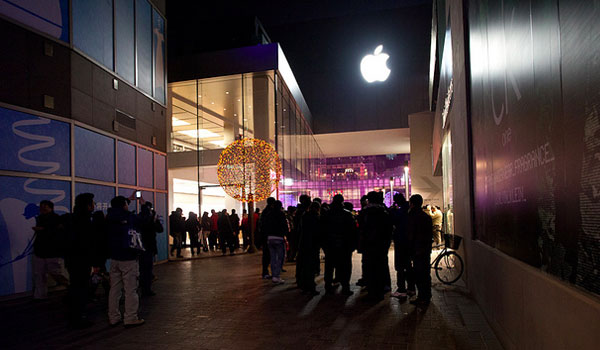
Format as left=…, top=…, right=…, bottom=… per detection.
left=413, top=254, right=431, bottom=301
left=208, top=231, right=218, bottom=250
left=219, top=232, right=234, bottom=254
left=170, top=232, right=182, bottom=256
left=189, top=233, right=200, bottom=255
left=67, top=264, right=90, bottom=324
left=394, top=245, right=415, bottom=292
left=139, top=251, right=154, bottom=293
left=364, top=247, right=389, bottom=297
left=324, top=250, right=352, bottom=289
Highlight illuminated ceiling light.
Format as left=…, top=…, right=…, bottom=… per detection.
left=233, top=113, right=237, bottom=116
left=360, top=45, right=391, bottom=83
left=237, top=99, right=241, bottom=102
left=211, top=140, right=226, bottom=148
left=211, top=101, right=215, bottom=105
left=172, top=117, right=190, bottom=126
left=283, top=178, right=294, bottom=186
left=177, top=129, right=220, bottom=138
left=223, top=108, right=227, bottom=111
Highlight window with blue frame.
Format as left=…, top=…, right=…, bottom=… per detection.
left=115, top=0, right=135, bottom=84
left=0, top=0, right=70, bottom=42
left=136, top=0, right=152, bottom=96
left=72, top=0, right=114, bottom=69
left=75, top=127, right=115, bottom=182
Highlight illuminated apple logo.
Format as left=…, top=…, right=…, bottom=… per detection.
left=360, top=45, right=391, bottom=83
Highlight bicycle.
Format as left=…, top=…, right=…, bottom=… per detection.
left=431, top=233, right=464, bottom=284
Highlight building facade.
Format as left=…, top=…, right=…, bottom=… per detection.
left=427, top=0, right=600, bottom=348
left=0, top=0, right=169, bottom=297
left=167, top=44, right=325, bottom=216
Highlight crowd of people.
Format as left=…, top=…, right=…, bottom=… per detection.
left=30, top=190, right=441, bottom=330
left=254, top=191, right=440, bottom=305
left=30, top=193, right=163, bottom=329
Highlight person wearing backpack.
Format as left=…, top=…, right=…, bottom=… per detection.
left=107, top=196, right=144, bottom=328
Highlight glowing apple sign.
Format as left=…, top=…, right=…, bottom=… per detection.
left=360, top=45, right=391, bottom=83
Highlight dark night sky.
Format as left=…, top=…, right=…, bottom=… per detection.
left=167, top=1, right=433, bottom=133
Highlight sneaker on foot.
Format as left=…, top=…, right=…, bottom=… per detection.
left=391, top=291, right=408, bottom=298
left=262, top=274, right=271, bottom=279
left=272, top=277, right=284, bottom=284
left=124, top=319, right=145, bottom=328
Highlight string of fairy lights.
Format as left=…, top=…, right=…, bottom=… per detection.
left=217, top=138, right=282, bottom=202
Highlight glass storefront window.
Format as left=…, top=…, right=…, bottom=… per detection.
left=442, top=133, right=454, bottom=235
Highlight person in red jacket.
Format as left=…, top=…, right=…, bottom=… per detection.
left=209, top=209, right=219, bottom=251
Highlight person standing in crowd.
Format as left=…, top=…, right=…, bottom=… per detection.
left=322, top=194, right=358, bottom=295
left=241, top=209, right=250, bottom=250
left=209, top=209, right=219, bottom=251
left=218, top=209, right=235, bottom=255
left=63, top=193, right=99, bottom=328
left=407, top=194, right=433, bottom=306
left=389, top=193, right=415, bottom=299
left=185, top=212, right=200, bottom=256
left=107, top=196, right=145, bottom=327
left=138, top=202, right=163, bottom=297
left=32, top=200, right=68, bottom=300
left=430, top=206, right=443, bottom=246
left=258, top=200, right=274, bottom=278
left=296, top=201, right=321, bottom=295
left=286, top=206, right=298, bottom=262
left=293, top=196, right=311, bottom=272
left=169, top=208, right=185, bottom=258
left=229, top=209, right=240, bottom=250
left=89, top=210, right=109, bottom=299
left=263, top=200, right=289, bottom=283
left=356, top=195, right=369, bottom=287
left=200, top=211, right=211, bottom=252
left=360, top=191, right=393, bottom=302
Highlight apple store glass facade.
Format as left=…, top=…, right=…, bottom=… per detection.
left=169, top=71, right=325, bottom=213
left=282, top=154, right=411, bottom=209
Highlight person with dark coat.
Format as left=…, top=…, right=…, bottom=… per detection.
left=200, top=212, right=211, bottom=252
left=229, top=209, right=240, bottom=250
left=360, top=191, right=393, bottom=301
left=407, top=194, right=434, bottom=306
left=185, top=212, right=200, bottom=256
left=62, top=193, right=99, bottom=328
left=169, top=208, right=185, bottom=258
left=258, top=201, right=274, bottom=278
left=138, top=202, right=163, bottom=296
left=209, top=209, right=219, bottom=251
left=356, top=195, right=369, bottom=287
left=286, top=206, right=298, bottom=262
left=389, top=193, right=415, bottom=299
left=89, top=210, right=110, bottom=298
left=292, top=195, right=311, bottom=280
left=107, top=196, right=145, bottom=327
left=32, top=200, right=68, bottom=300
left=263, top=200, right=289, bottom=283
left=296, top=201, right=321, bottom=295
left=217, top=209, right=235, bottom=255
left=322, top=194, right=358, bottom=295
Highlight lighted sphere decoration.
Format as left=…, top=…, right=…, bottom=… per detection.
left=217, top=138, right=282, bottom=202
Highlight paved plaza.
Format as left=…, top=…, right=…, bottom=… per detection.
left=0, top=251, right=502, bottom=350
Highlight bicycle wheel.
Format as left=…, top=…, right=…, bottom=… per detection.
left=435, top=251, right=464, bottom=284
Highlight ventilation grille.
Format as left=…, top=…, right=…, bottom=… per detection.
left=116, top=110, right=136, bottom=129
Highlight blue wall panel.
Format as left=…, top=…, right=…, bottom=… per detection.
left=138, top=148, right=153, bottom=188
left=117, top=141, right=136, bottom=185
left=152, top=9, right=166, bottom=104
left=155, top=192, right=167, bottom=261
left=0, top=0, right=69, bottom=42
left=154, top=153, right=166, bottom=190
left=0, top=107, right=70, bottom=176
left=136, top=0, right=152, bottom=95
left=72, top=0, right=113, bottom=69
left=75, top=127, right=115, bottom=182
left=115, top=0, right=135, bottom=84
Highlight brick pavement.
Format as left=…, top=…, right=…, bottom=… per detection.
left=0, top=250, right=502, bottom=350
